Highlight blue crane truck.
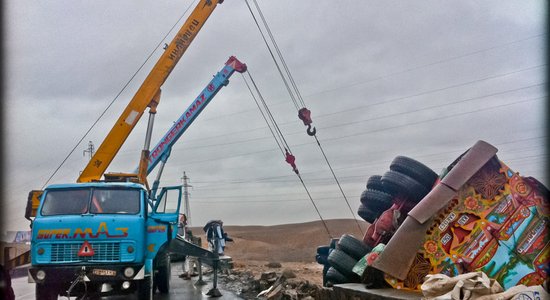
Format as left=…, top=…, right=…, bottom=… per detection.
left=24, top=18, right=247, bottom=297
left=26, top=55, right=246, bottom=300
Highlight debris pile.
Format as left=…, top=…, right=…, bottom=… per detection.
left=218, top=265, right=322, bottom=299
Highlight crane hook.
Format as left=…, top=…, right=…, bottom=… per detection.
left=306, top=124, right=316, bottom=136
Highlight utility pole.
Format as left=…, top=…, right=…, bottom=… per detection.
left=83, top=141, right=95, bottom=160
left=181, top=172, right=192, bottom=226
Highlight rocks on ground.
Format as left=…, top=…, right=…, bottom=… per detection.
left=217, top=261, right=322, bottom=299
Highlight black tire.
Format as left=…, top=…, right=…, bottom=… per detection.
left=137, top=277, right=152, bottom=300
left=360, top=189, right=393, bottom=212
left=325, top=267, right=349, bottom=285
left=366, top=175, right=384, bottom=191
left=390, top=156, right=438, bottom=190
left=35, top=283, right=58, bottom=300
left=316, top=245, right=330, bottom=256
left=337, top=234, right=372, bottom=261
left=381, top=170, right=430, bottom=203
left=155, top=255, right=171, bottom=294
left=329, top=238, right=339, bottom=249
left=327, top=249, right=359, bottom=281
left=357, top=203, right=381, bottom=223
left=316, top=254, right=329, bottom=265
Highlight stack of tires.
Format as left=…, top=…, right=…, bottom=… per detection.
left=317, top=234, right=372, bottom=287
left=357, top=156, right=438, bottom=224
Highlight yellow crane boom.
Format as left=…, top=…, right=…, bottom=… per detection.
left=77, top=0, right=223, bottom=183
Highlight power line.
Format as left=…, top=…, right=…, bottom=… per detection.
left=158, top=82, right=544, bottom=152
left=188, top=34, right=545, bottom=125
left=162, top=96, right=544, bottom=168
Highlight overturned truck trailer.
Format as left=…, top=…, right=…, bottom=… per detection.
left=373, top=140, right=549, bottom=290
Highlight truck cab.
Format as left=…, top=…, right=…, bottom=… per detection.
left=28, top=182, right=181, bottom=299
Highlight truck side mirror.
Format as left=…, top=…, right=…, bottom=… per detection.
left=25, top=190, right=43, bottom=221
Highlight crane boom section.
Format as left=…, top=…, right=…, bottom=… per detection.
left=77, top=0, right=222, bottom=183
left=146, top=56, right=247, bottom=174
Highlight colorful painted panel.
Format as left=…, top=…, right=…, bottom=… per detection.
left=386, top=156, right=549, bottom=290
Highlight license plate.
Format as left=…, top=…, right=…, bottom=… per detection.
left=92, top=269, right=116, bottom=276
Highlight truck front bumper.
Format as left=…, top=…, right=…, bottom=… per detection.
left=28, top=264, right=145, bottom=283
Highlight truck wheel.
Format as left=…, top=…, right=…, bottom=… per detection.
left=137, top=277, right=152, bottom=300
left=35, top=283, right=58, bottom=300
left=337, top=234, right=372, bottom=261
left=366, top=175, right=384, bottom=191
left=155, top=255, right=171, bottom=294
left=327, top=249, right=359, bottom=282
left=360, top=189, right=393, bottom=212
left=381, top=170, right=430, bottom=203
left=325, top=266, right=349, bottom=285
left=316, top=245, right=331, bottom=257
left=357, top=203, right=380, bottom=224
left=389, top=156, right=438, bottom=190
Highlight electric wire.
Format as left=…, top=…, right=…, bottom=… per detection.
left=163, top=95, right=543, bottom=168
left=193, top=33, right=545, bottom=124
left=41, top=1, right=196, bottom=189
left=167, top=82, right=543, bottom=152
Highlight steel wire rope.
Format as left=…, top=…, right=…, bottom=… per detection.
left=241, top=72, right=286, bottom=157
left=243, top=0, right=301, bottom=111
left=246, top=0, right=364, bottom=235
left=41, top=1, right=197, bottom=189
left=243, top=68, right=333, bottom=238
left=243, top=70, right=293, bottom=155
left=250, top=0, right=307, bottom=108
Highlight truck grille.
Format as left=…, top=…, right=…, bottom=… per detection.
left=51, top=242, right=121, bottom=263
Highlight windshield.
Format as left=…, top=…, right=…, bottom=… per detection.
left=41, top=188, right=140, bottom=216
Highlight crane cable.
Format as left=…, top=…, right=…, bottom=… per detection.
left=245, top=0, right=364, bottom=235
left=242, top=70, right=333, bottom=239
left=41, top=2, right=197, bottom=189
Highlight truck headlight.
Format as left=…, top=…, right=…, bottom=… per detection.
left=127, top=245, right=134, bottom=253
left=37, top=248, right=45, bottom=255
left=123, top=267, right=135, bottom=278
left=36, top=270, right=46, bottom=281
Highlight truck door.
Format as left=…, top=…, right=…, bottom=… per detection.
left=146, top=186, right=182, bottom=258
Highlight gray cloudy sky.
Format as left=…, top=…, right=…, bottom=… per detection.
left=3, top=1, right=547, bottom=231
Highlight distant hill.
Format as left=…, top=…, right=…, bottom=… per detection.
left=192, top=219, right=368, bottom=262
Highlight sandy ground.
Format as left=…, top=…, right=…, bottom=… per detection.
left=193, top=219, right=369, bottom=287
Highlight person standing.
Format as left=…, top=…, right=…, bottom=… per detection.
left=204, top=220, right=226, bottom=256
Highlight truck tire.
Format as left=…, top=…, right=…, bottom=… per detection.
left=316, top=245, right=330, bottom=257
left=337, top=234, right=372, bottom=261
left=327, top=249, right=359, bottom=282
left=155, top=255, right=171, bottom=294
left=366, top=175, right=385, bottom=191
left=360, top=189, right=393, bottom=212
left=389, top=156, right=438, bottom=190
left=35, top=283, right=58, bottom=300
left=357, top=203, right=381, bottom=224
left=325, top=266, right=349, bottom=285
left=381, top=170, right=430, bottom=203
left=137, top=277, right=152, bottom=300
